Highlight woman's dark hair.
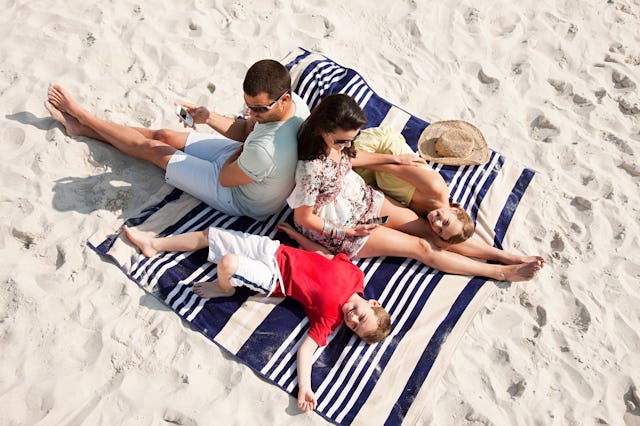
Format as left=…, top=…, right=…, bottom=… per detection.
left=297, top=94, right=367, bottom=161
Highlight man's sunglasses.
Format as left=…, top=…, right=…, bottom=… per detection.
left=333, top=130, right=361, bottom=145
left=245, top=90, right=289, bottom=113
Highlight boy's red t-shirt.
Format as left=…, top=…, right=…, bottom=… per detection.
left=274, top=245, right=364, bottom=346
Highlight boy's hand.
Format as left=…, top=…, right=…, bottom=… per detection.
left=297, top=386, right=317, bottom=412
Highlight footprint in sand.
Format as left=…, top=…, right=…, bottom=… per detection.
left=547, top=78, right=573, bottom=95
left=477, top=68, right=500, bottom=92
left=4, top=126, right=29, bottom=161
left=507, top=379, right=527, bottom=398
left=529, top=113, right=560, bottom=142
left=489, top=10, right=522, bottom=37
left=612, top=70, right=636, bottom=90
left=570, top=196, right=592, bottom=212
left=163, top=408, right=197, bottom=426
left=617, top=94, right=640, bottom=115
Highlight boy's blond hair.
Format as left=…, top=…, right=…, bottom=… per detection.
left=360, top=306, right=391, bottom=344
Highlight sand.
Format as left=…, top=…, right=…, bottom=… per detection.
left=1, top=0, right=639, bottom=424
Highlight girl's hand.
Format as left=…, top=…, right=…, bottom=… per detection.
left=394, top=153, right=426, bottom=166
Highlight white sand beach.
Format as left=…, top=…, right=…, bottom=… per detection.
left=1, top=0, right=639, bottom=424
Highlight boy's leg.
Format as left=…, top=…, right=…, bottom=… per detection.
left=123, top=225, right=209, bottom=258
left=193, top=253, right=277, bottom=298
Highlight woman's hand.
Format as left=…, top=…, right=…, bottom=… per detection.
left=394, top=153, right=426, bottom=166
left=175, top=101, right=211, bottom=126
left=345, top=223, right=379, bottom=237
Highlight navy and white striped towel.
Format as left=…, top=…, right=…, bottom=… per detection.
left=89, top=48, right=537, bottom=425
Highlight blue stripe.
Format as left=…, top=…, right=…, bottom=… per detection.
left=384, top=277, right=487, bottom=425
left=493, top=168, right=535, bottom=249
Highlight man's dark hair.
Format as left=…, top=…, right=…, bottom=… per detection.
left=243, top=59, right=291, bottom=99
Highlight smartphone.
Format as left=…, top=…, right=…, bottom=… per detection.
left=175, top=105, right=194, bottom=127
left=358, top=216, right=389, bottom=225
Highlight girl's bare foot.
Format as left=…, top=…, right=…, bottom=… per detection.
left=500, top=258, right=545, bottom=282
left=193, top=281, right=235, bottom=298
left=123, top=225, right=159, bottom=258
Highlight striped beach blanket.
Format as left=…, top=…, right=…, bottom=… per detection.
left=89, top=48, right=537, bottom=425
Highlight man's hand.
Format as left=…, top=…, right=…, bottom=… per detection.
left=297, top=385, right=317, bottom=412
left=175, top=101, right=211, bottom=126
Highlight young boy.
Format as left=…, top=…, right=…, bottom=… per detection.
left=123, top=222, right=391, bottom=412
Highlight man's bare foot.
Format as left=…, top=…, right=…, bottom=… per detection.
left=45, top=100, right=90, bottom=137
left=123, top=225, right=160, bottom=258
left=501, top=258, right=545, bottom=282
left=193, top=281, right=235, bottom=298
left=47, top=84, right=87, bottom=121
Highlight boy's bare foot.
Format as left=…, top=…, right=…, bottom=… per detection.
left=193, top=281, right=235, bottom=298
left=500, top=258, right=544, bottom=282
left=123, top=225, right=159, bottom=258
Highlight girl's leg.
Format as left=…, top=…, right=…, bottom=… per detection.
left=123, top=225, right=209, bottom=258
left=357, top=227, right=543, bottom=282
left=446, top=234, right=545, bottom=265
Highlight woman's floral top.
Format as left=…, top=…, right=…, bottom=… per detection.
left=287, top=152, right=384, bottom=258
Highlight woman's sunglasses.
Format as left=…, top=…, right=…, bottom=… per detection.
left=245, top=90, right=289, bottom=113
left=333, top=130, right=361, bottom=145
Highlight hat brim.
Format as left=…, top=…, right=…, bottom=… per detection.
left=418, top=120, right=490, bottom=166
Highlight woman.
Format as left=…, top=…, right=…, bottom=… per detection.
left=286, top=94, right=543, bottom=281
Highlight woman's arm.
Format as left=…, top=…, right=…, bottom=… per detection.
left=296, top=335, right=319, bottom=412
left=275, top=223, right=334, bottom=259
left=293, top=205, right=378, bottom=238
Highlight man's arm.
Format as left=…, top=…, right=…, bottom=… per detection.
left=218, top=146, right=254, bottom=187
left=205, top=113, right=257, bottom=142
left=177, top=102, right=256, bottom=142
left=296, top=335, right=319, bottom=412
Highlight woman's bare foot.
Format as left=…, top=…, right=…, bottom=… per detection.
left=123, top=225, right=160, bottom=258
left=500, top=258, right=545, bottom=282
left=193, top=281, right=235, bottom=298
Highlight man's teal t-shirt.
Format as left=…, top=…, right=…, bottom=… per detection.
left=232, top=93, right=310, bottom=220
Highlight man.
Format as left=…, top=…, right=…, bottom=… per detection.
left=46, top=59, right=310, bottom=220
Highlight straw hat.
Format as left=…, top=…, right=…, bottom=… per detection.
left=418, top=120, right=490, bottom=166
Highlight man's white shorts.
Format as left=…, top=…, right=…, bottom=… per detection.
left=165, top=132, right=243, bottom=216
